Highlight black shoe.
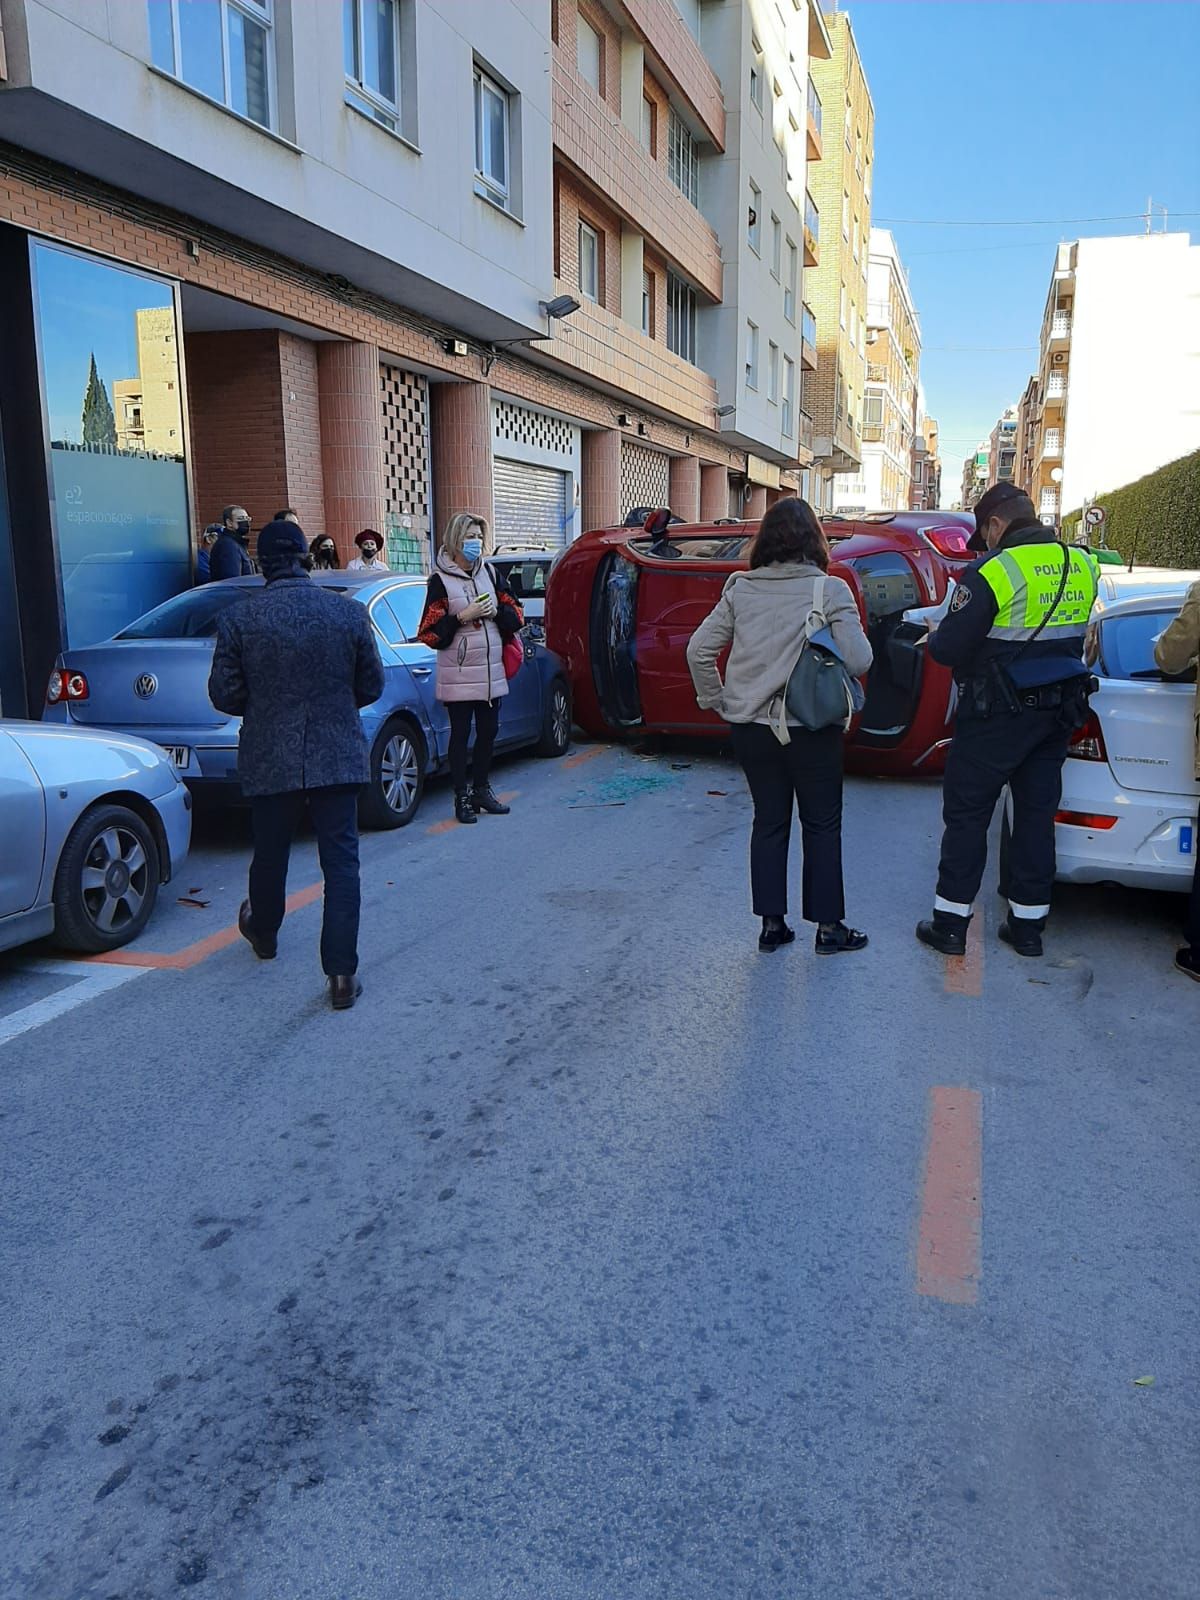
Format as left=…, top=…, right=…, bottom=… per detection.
left=238, top=899, right=276, bottom=960
left=999, top=915, right=1044, bottom=958
left=329, top=975, right=363, bottom=1010
left=758, top=917, right=796, bottom=953
left=471, top=786, right=510, bottom=816
left=454, top=791, right=478, bottom=825
left=916, top=911, right=970, bottom=957
left=1175, top=946, right=1200, bottom=982
left=816, top=922, right=869, bottom=956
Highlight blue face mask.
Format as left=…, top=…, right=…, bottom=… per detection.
left=462, top=538, right=483, bottom=563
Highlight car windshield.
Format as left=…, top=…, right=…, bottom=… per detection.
left=1100, top=609, right=1197, bottom=681
left=115, top=584, right=351, bottom=640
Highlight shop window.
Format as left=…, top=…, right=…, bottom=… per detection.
left=31, top=242, right=191, bottom=647
left=148, top=0, right=273, bottom=129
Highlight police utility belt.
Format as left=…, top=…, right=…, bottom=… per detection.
left=959, top=541, right=1096, bottom=720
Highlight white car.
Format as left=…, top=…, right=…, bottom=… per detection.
left=1033, top=568, right=1199, bottom=891
left=0, top=720, right=192, bottom=955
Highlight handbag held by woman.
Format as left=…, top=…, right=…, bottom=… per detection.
left=773, top=576, right=866, bottom=741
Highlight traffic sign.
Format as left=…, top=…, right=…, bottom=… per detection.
left=1085, top=505, right=1106, bottom=527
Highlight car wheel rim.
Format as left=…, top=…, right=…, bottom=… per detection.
left=381, top=736, right=418, bottom=813
left=552, top=690, right=570, bottom=747
left=80, top=825, right=149, bottom=934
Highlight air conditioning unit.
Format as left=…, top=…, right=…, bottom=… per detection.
left=1051, top=352, right=1068, bottom=366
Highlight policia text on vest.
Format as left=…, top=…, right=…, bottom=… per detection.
left=916, top=489, right=1102, bottom=960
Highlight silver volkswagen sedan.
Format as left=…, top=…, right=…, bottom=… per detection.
left=0, top=719, right=191, bottom=955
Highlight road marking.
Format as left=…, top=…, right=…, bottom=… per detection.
left=425, top=790, right=519, bottom=836
left=562, top=744, right=611, bottom=770
left=944, top=911, right=984, bottom=997
left=0, top=959, right=151, bottom=1050
left=917, top=1086, right=982, bottom=1306
left=85, top=880, right=324, bottom=970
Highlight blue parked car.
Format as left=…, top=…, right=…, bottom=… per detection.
left=43, top=574, right=574, bottom=828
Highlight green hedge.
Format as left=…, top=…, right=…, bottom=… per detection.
left=1061, top=449, right=1200, bottom=568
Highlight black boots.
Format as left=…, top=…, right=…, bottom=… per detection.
left=758, top=916, right=796, bottom=953
left=454, top=791, right=478, bottom=825
left=238, top=899, right=276, bottom=960
left=472, top=785, right=510, bottom=816
left=815, top=922, right=869, bottom=956
left=329, top=975, right=362, bottom=1010
left=999, top=914, right=1045, bottom=958
left=916, top=910, right=970, bottom=957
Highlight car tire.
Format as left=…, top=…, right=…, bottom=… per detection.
left=536, top=678, right=573, bottom=758
left=360, top=719, right=426, bottom=829
left=52, top=803, right=161, bottom=953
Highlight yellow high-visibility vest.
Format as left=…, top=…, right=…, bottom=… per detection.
left=979, top=544, right=1099, bottom=642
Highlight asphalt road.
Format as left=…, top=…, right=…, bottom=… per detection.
left=2, top=740, right=1196, bottom=1600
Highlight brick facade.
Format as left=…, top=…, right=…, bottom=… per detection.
left=185, top=330, right=290, bottom=541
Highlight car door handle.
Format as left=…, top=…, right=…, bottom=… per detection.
left=411, top=665, right=432, bottom=677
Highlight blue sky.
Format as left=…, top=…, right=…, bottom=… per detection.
left=841, top=0, right=1200, bottom=502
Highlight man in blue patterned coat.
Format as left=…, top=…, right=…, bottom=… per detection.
left=208, top=520, right=385, bottom=1010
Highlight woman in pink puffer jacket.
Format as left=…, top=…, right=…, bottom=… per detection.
left=417, top=512, right=524, bottom=824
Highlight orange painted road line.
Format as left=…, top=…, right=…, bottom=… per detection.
left=917, top=1086, right=982, bottom=1306
left=944, top=910, right=984, bottom=997
left=426, top=790, right=520, bottom=836
left=562, top=744, right=611, bottom=770
left=85, top=880, right=324, bottom=970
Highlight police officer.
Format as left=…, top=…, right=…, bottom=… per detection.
left=916, top=483, right=1100, bottom=959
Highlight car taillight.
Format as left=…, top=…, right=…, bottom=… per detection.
left=47, top=669, right=89, bottom=704
left=1067, top=710, right=1106, bottom=762
left=1055, top=810, right=1118, bottom=830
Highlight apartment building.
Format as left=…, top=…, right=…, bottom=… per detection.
left=986, top=403, right=1019, bottom=487
left=805, top=9, right=873, bottom=512
left=1015, top=372, right=1040, bottom=497
left=833, top=227, right=919, bottom=512
left=910, top=411, right=940, bottom=511
left=1023, top=232, right=1200, bottom=526
left=0, top=0, right=834, bottom=717
left=960, top=443, right=989, bottom=512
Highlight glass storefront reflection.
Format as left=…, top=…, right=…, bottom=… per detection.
left=31, top=243, right=191, bottom=646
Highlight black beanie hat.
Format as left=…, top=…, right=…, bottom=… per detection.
left=256, top=519, right=308, bottom=568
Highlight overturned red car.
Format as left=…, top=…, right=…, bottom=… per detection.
left=545, top=511, right=974, bottom=776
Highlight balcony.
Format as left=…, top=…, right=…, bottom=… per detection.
left=803, top=192, right=819, bottom=267
left=1042, top=429, right=1062, bottom=458
left=799, top=409, right=815, bottom=458
left=862, top=422, right=883, bottom=443
left=867, top=361, right=887, bottom=384
left=801, top=304, right=818, bottom=371
left=806, top=77, right=822, bottom=161
left=1049, top=311, right=1072, bottom=345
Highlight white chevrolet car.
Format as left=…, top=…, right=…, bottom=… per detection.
left=1039, top=568, right=1199, bottom=890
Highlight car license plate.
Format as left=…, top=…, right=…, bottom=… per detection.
left=164, top=745, right=191, bottom=771
left=1181, top=824, right=1194, bottom=856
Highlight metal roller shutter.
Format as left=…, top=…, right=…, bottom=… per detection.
left=620, top=444, right=670, bottom=519
left=493, top=458, right=570, bottom=549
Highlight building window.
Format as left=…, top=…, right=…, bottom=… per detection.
left=745, top=320, right=759, bottom=390
left=668, top=109, right=699, bottom=207
left=844, top=99, right=852, bottom=148
left=749, top=39, right=763, bottom=112
left=149, top=0, right=273, bottom=128
left=666, top=271, right=697, bottom=363
left=801, top=302, right=817, bottom=347
left=748, top=180, right=761, bottom=252
left=784, top=239, right=797, bottom=322
left=474, top=66, right=510, bottom=207
left=849, top=302, right=857, bottom=345
left=842, top=190, right=850, bottom=240
left=770, top=214, right=781, bottom=279
left=839, top=282, right=847, bottom=329
left=641, top=268, right=654, bottom=337
left=767, top=341, right=779, bottom=405
left=782, top=356, right=795, bottom=437
left=853, top=214, right=860, bottom=261
left=576, top=13, right=602, bottom=93
left=863, top=392, right=884, bottom=428
left=641, top=92, right=656, bottom=154
left=578, top=221, right=600, bottom=302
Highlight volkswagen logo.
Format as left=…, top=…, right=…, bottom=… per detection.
left=134, top=673, right=158, bottom=699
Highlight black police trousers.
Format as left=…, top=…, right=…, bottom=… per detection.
left=936, top=705, right=1070, bottom=916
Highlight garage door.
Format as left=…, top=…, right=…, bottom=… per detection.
left=620, top=444, right=670, bottom=520
left=493, top=458, right=570, bottom=549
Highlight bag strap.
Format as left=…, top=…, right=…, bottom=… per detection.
left=1011, top=542, right=1071, bottom=665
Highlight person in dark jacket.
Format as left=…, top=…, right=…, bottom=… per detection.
left=195, top=524, right=221, bottom=584
left=916, top=483, right=1100, bottom=960
left=208, top=520, right=385, bottom=1009
left=209, top=504, right=257, bottom=581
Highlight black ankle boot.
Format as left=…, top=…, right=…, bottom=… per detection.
left=471, top=785, right=510, bottom=816
left=916, top=910, right=970, bottom=956
left=758, top=916, right=796, bottom=953
left=454, top=791, right=478, bottom=825
left=815, top=922, right=869, bottom=956
left=999, top=914, right=1044, bottom=957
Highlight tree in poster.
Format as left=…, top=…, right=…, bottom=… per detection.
left=81, top=353, right=117, bottom=448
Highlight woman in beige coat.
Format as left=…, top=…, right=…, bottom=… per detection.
left=1154, top=578, right=1200, bottom=980
left=687, top=497, right=873, bottom=955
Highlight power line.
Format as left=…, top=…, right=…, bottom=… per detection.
left=876, top=210, right=1200, bottom=227
left=905, top=241, right=1056, bottom=258
left=923, top=345, right=1038, bottom=352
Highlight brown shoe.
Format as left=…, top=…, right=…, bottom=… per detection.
left=329, top=975, right=363, bottom=1010
left=238, top=899, right=276, bottom=960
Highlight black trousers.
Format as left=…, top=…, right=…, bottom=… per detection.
left=937, top=706, right=1070, bottom=915
left=1188, top=810, right=1200, bottom=950
left=447, top=700, right=500, bottom=792
left=730, top=721, right=846, bottom=924
left=249, top=785, right=361, bottom=976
